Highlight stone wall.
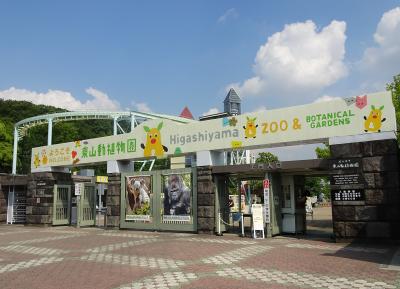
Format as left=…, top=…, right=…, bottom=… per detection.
left=197, top=166, right=216, bottom=234
left=0, top=184, right=6, bottom=223
left=330, top=139, right=400, bottom=240
left=106, top=173, right=121, bottom=228
left=26, top=172, right=71, bottom=226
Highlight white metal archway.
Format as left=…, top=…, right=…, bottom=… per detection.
left=12, top=110, right=193, bottom=174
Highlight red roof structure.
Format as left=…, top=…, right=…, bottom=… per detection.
left=179, top=106, right=194, bottom=119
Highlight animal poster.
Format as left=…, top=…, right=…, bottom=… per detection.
left=228, top=194, right=246, bottom=213
left=162, top=173, right=192, bottom=222
left=125, top=175, right=152, bottom=222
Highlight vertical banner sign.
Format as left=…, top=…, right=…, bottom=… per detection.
left=74, top=183, right=83, bottom=196
left=263, top=179, right=270, bottom=224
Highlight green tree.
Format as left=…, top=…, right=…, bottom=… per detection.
left=305, top=143, right=331, bottom=200
left=247, top=152, right=280, bottom=192
left=386, top=74, right=400, bottom=141
left=0, top=119, right=13, bottom=173
left=305, top=177, right=330, bottom=198
left=315, top=143, right=330, bottom=159
left=0, top=99, right=115, bottom=174
left=0, top=120, right=13, bottom=172
left=255, top=152, right=279, bottom=163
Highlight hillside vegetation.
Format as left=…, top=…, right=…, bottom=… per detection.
left=0, top=99, right=113, bottom=174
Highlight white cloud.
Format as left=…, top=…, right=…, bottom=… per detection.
left=253, top=105, right=267, bottom=112
left=359, top=7, right=400, bottom=87
left=202, top=107, right=220, bottom=116
left=217, top=8, right=238, bottom=24
left=314, top=95, right=342, bottom=103
left=0, top=86, right=120, bottom=111
left=229, top=20, right=347, bottom=103
left=131, top=102, right=153, bottom=113
left=84, top=87, right=120, bottom=111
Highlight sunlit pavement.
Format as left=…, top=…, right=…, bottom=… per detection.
left=0, top=225, right=399, bottom=289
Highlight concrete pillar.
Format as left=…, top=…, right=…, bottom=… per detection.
left=107, top=160, right=134, bottom=174
left=196, top=151, right=225, bottom=166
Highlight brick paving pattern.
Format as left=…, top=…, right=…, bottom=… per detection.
left=0, top=225, right=399, bottom=289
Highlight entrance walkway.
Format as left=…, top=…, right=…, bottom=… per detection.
left=306, top=205, right=333, bottom=240
left=0, top=225, right=399, bottom=289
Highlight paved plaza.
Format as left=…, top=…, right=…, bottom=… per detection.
left=0, top=225, right=399, bottom=289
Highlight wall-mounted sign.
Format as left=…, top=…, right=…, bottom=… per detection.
left=330, top=158, right=361, bottom=170
left=330, top=174, right=363, bottom=186
left=31, top=91, right=396, bottom=172
left=35, top=181, right=53, bottom=196
left=332, top=189, right=364, bottom=201
left=74, top=183, right=83, bottom=196
left=96, top=176, right=108, bottom=183
left=251, top=162, right=282, bottom=170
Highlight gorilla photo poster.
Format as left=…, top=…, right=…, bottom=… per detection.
left=163, top=173, right=192, bottom=222
left=125, top=175, right=152, bottom=222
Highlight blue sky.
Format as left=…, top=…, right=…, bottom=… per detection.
left=0, top=1, right=399, bottom=120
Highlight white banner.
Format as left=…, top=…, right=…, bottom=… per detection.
left=32, top=91, right=396, bottom=171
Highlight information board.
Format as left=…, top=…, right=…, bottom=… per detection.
left=331, top=174, right=363, bottom=186
left=251, top=204, right=265, bottom=239
left=330, top=158, right=361, bottom=170
left=332, top=189, right=364, bottom=201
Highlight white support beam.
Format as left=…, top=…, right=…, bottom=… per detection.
left=113, top=117, right=118, bottom=135
left=149, top=159, right=155, bottom=171
left=139, top=160, right=147, bottom=171
left=131, top=114, right=136, bottom=132
left=47, top=118, right=53, bottom=146
left=12, top=127, right=18, bottom=175
left=116, top=122, right=126, bottom=134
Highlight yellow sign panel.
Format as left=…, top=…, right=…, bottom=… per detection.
left=31, top=92, right=396, bottom=172
left=96, top=176, right=108, bottom=183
